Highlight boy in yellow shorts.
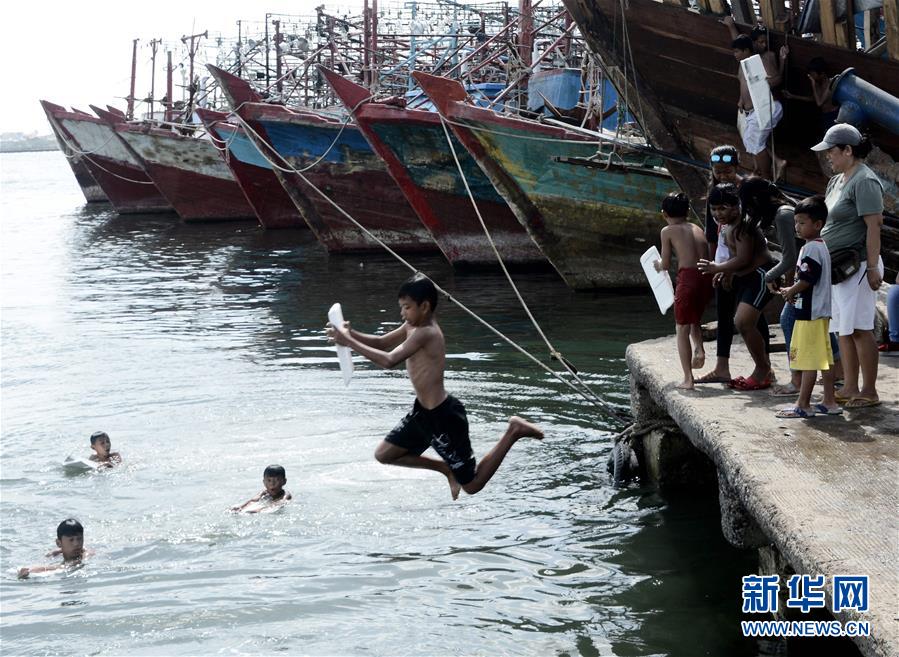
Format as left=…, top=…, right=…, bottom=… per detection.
left=776, top=196, right=840, bottom=418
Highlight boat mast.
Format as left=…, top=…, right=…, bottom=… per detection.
left=149, top=38, right=161, bottom=120
left=165, top=50, right=173, bottom=123
left=181, top=30, right=208, bottom=121
left=127, top=38, right=138, bottom=120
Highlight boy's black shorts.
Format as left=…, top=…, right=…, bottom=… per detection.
left=734, top=267, right=774, bottom=311
left=386, top=394, right=477, bottom=485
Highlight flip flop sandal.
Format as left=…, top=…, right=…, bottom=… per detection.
left=775, top=406, right=815, bottom=419
left=694, top=372, right=733, bottom=384
left=834, top=391, right=854, bottom=404
left=731, top=376, right=771, bottom=391
left=844, top=397, right=881, bottom=409
left=771, top=384, right=799, bottom=397
left=814, top=403, right=843, bottom=416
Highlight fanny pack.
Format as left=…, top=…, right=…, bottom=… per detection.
left=830, top=247, right=862, bottom=284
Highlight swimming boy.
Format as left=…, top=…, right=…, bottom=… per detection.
left=775, top=196, right=839, bottom=418
left=326, top=273, right=543, bottom=500
left=654, top=192, right=711, bottom=389
left=231, top=465, right=292, bottom=513
left=88, top=431, right=122, bottom=468
left=18, top=519, right=89, bottom=579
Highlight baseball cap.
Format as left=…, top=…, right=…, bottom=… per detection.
left=811, top=123, right=862, bottom=151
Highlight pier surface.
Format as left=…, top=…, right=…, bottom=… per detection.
left=626, top=335, right=898, bottom=657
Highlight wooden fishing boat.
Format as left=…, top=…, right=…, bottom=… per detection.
left=320, top=67, right=548, bottom=269
left=39, top=101, right=171, bottom=214
left=195, top=108, right=306, bottom=230
left=416, top=72, right=674, bottom=289
left=208, top=65, right=438, bottom=254
left=91, top=106, right=256, bottom=222
left=39, top=102, right=107, bottom=204
left=561, top=0, right=899, bottom=275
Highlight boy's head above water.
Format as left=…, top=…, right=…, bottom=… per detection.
left=90, top=431, right=111, bottom=457
left=397, top=273, right=438, bottom=326
left=263, top=465, right=287, bottom=497
left=56, top=518, right=84, bottom=560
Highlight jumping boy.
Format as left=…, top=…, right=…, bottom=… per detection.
left=654, top=192, right=710, bottom=389
left=88, top=431, right=122, bottom=468
left=326, top=273, right=543, bottom=500
left=231, top=465, right=292, bottom=513
left=18, top=519, right=90, bottom=579
left=775, top=196, right=839, bottom=418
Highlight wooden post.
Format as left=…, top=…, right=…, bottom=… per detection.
left=731, top=0, right=757, bottom=25
left=165, top=51, right=173, bottom=123
left=127, top=38, right=138, bottom=120
left=819, top=0, right=841, bottom=46
left=886, top=0, right=899, bottom=60
left=758, top=0, right=777, bottom=28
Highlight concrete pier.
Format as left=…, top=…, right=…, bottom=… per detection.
left=626, top=334, right=898, bottom=657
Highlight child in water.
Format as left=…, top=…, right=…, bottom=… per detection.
left=88, top=431, right=122, bottom=468
left=18, top=519, right=90, bottom=579
left=654, top=192, right=711, bottom=389
left=326, top=273, right=544, bottom=501
left=231, top=465, right=292, bottom=513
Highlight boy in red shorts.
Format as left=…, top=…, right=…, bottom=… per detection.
left=655, top=192, right=711, bottom=389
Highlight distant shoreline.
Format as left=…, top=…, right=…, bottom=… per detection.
left=0, top=146, right=59, bottom=154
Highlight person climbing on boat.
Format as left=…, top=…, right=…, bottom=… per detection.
left=326, top=273, right=543, bottom=500
left=727, top=28, right=788, bottom=181
left=782, top=57, right=839, bottom=175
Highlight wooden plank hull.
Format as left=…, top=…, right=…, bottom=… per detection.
left=196, top=109, right=305, bottom=229
left=42, top=105, right=171, bottom=214
left=322, top=71, right=546, bottom=267
left=417, top=73, right=673, bottom=289
left=563, top=0, right=899, bottom=276
left=114, top=125, right=256, bottom=222
left=39, top=101, right=107, bottom=203
left=246, top=105, right=439, bottom=254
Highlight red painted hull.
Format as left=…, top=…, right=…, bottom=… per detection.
left=321, top=70, right=545, bottom=267
left=196, top=110, right=305, bottom=229
left=243, top=104, right=439, bottom=253
left=40, top=101, right=107, bottom=203
left=113, top=124, right=256, bottom=222
left=40, top=102, right=171, bottom=214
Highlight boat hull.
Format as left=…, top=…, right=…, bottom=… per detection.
left=347, top=102, right=546, bottom=267
left=197, top=111, right=305, bottom=229
left=114, top=125, right=256, bottom=222
left=40, top=102, right=107, bottom=203
left=416, top=74, right=673, bottom=289
left=247, top=105, right=439, bottom=254
left=45, top=107, right=171, bottom=214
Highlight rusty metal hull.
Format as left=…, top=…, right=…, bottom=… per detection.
left=196, top=109, right=305, bottom=229
left=114, top=124, right=256, bottom=222
left=40, top=101, right=107, bottom=203
left=416, top=73, right=673, bottom=289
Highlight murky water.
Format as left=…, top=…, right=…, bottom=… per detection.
left=2, top=151, right=778, bottom=656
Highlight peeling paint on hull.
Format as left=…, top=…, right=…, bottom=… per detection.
left=115, top=126, right=256, bottom=222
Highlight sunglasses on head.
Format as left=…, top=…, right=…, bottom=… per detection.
left=710, top=153, right=736, bottom=163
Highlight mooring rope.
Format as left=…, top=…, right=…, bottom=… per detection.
left=230, top=110, right=627, bottom=418
left=437, top=114, right=616, bottom=413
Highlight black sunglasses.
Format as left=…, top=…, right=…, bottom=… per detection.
left=710, top=153, right=737, bottom=163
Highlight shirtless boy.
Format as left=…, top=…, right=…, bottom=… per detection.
left=654, top=192, right=711, bottom=389
left=18, top=519, right=90, bottom=579
left=728, top=28, right=788, bottom=180
left=231, top=465, right=292, bottom=513
left=88, top=431, right=122, bottom=468
left=326, top=273, right=543, bottom=500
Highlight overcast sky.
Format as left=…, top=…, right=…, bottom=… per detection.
left=0, top=0, right=365, bottom=134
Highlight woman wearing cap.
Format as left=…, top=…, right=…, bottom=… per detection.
left=812, top=123, right=884, bottom=408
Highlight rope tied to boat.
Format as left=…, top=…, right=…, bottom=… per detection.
left=229, top=110, right=628, bottom=421
left=437, top=113, right=617, bottom=415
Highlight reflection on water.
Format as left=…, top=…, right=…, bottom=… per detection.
left=0, top=150, right=814, bottom=656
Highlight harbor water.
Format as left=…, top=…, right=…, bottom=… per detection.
left=2, top=150, right=764, bottom=656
